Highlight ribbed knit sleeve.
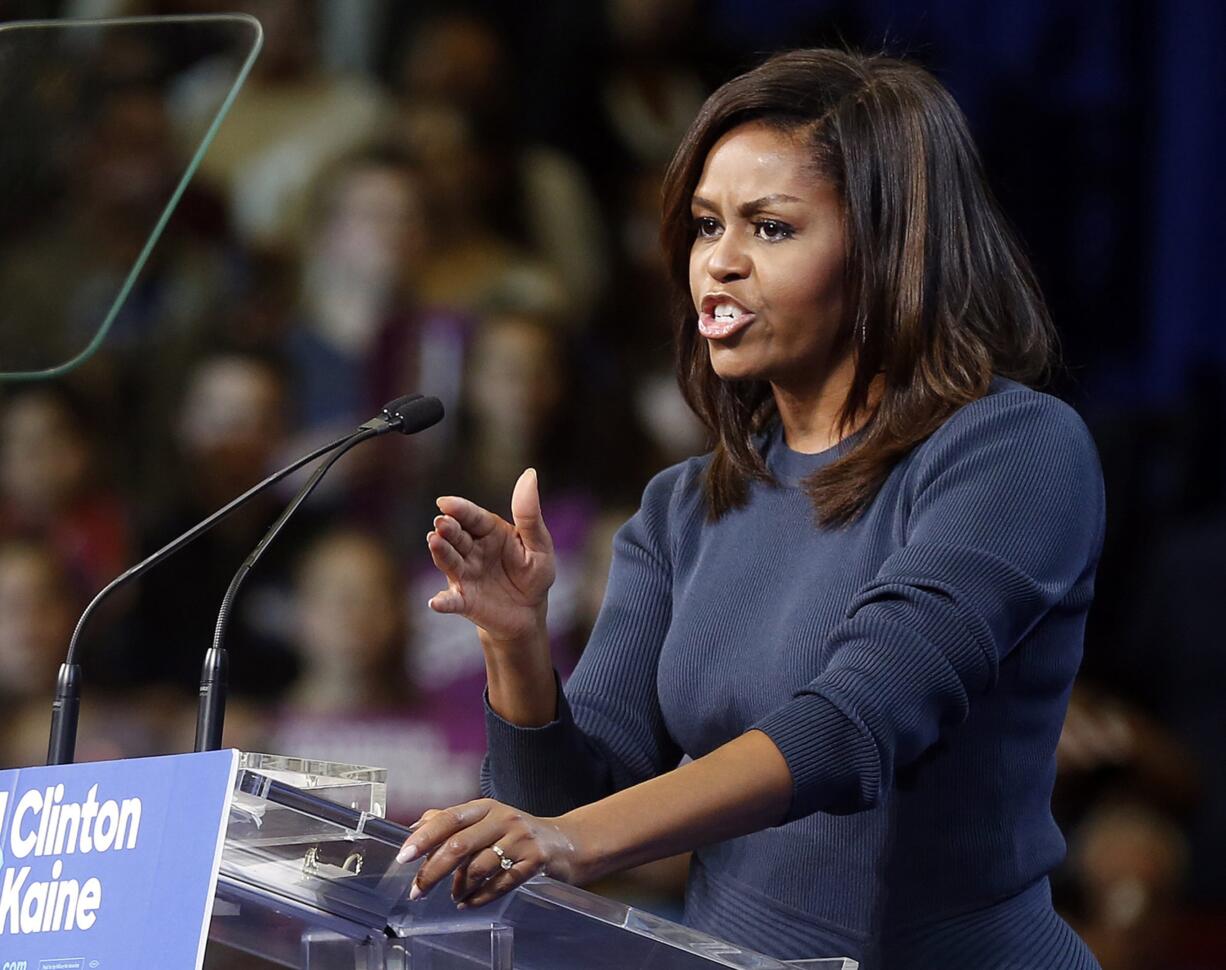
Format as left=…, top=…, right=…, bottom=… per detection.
left=752, top=390, right=1106, bottom=822
left=481, top=463, right=687, bottom=816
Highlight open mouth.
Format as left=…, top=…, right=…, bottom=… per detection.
left=698, top=297, right=756, bottom=339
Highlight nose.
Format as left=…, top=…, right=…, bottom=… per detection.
left=706, top=228, right=750, bottom=283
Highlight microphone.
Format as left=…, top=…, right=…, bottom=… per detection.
left=360, top=393, right=444, bottom=435
left=46, top=394, right=441, bottom=766
left=194, top=394, right=444, bottom=752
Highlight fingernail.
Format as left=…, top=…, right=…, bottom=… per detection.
left=409, top=881, right=422, bottom=901
left=455, top=902, right=467, bottom=911
left=396, top=844, right=418, bottom=864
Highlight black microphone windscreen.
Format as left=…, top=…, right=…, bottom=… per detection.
left=380, top=393, right=423, bottom=420
left=391, top=395, right=444, bottom=434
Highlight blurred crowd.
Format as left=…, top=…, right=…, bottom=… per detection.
left=0, top=1, right=1222, bottom=967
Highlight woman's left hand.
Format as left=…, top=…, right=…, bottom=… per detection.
left=397, top=799, right=587, bottom=908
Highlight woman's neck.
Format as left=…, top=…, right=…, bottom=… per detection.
left=770, top=349, right=869, bottom=453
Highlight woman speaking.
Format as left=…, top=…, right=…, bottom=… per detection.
left=397, top=48, right=1105, bottom=969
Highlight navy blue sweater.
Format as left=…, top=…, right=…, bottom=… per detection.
left=483, top=380, right=1105, bottom=968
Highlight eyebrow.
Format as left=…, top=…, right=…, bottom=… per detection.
left=691, top=194, right=805, bottom=217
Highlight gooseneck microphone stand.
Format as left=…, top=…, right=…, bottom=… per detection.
left=195, top=394, right=444, bottom=751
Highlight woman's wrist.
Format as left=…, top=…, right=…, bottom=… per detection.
left=481, top=619, right=557, bottom=726
left=555, top=805, right=619, bottom=886
left=476, top=601, right=549, bottom=652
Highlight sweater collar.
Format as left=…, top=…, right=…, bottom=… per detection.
left=762, top=422, right=863, bottom=487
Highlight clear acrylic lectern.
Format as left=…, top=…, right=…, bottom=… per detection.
left=208, top=753, right=857, bottom=969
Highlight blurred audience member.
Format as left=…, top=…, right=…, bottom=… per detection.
left=1064, top=801, right=1189, bottom=970
left=0, top=384, right=130, bottom=594
left=288, top=146, right=467, bottom=439
left=0, top=538, right=78, bottom=768
left=601, top=0, right=706, bottom=170
left=395, top=11, right=607, bottom=323
left=396, top=99, right=566, bottom=321
left=1054, top=684, right=1212, bottom=968
left=460, top=311, right=570, bottom=510
left=1057, top=685, right=1200, bottom=813
left=178, top=0, right=389, bottom=248
left=260, top=528, right=483, bottom=821
left=0, top=540, right=77, bottom=704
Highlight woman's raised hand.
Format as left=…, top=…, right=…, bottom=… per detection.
left=427, top=468, right=556, bottom=645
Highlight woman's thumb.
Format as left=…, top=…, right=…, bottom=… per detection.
left=510, top=468, right=552, bottom=553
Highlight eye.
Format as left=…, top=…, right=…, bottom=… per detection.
left=754, top=219, right=794, bottom=242
left=693, top=216, right=722, bottom=239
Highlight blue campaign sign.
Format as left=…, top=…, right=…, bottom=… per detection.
left=0, top=749, right=237, bottom=970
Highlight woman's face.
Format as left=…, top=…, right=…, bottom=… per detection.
left=688, top=121, right=847, bottom=396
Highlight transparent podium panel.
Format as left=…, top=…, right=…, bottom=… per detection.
left=210, top=752, right=857, bottom=970
left=398, top=878, right=855, bottom=970
left=221, top=752, right=416, bottom=930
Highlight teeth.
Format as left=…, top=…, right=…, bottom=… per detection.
left=713, top=303, right=739, bottom=319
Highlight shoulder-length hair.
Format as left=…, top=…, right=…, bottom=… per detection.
left=660, top=49, right=1056, bottom=526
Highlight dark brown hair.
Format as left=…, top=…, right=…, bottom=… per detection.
left=661, top=49, right=1055, bottom=525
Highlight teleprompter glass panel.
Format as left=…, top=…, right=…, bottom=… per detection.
left=0, top=14, right=260, bottom=379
